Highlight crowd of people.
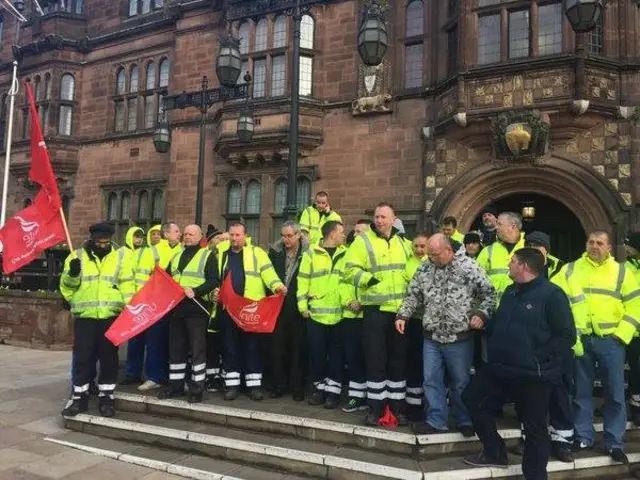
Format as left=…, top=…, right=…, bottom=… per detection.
left=57, top=191, right=640, bottom=480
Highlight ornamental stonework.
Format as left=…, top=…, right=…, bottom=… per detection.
left=585, top=69, right=618, bottom=101
left=563, top=121, right=632, bottom=205
left=436, top=89, right=457, bottom=121
left=467, top=70, right=571, bottom=110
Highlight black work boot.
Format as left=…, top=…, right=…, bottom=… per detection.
left=61, top=395, right=88, bottom=417
left=98, top=397, right=115, bottom=418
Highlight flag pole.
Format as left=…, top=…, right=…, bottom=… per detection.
left=58, top=207, right=74, bottom=252
left=0, top=61, right=19, bottom=228
left=191, top=298, right=211, bottom=316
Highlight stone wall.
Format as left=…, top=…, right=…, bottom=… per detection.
left=0, top=291, right=73, bottom=350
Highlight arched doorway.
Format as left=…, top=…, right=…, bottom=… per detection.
left=427, top=155, right=631, bottom=258
left=471, top=193, right=586, bottom=262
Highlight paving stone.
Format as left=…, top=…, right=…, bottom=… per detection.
left=18, top=417, right=67, bottom=435
left=0, top=468, right=51, bottom=480
left=19, top=448, right=106, bottom=479
left=0, top=447, right=45, bottom=471
left=61, top=458, right=153, bottom=480
left=137, top=472, right=186, bottom=480
left=0, top=426, right=41, bottom=448
left=13, top=438, right=71, bottom=458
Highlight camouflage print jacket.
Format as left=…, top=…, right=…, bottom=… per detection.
left=397, top=248, right=496, bottom=343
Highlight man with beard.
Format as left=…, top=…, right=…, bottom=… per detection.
left=61, top=222, right=135, bottom=418
left=480, top=208, right=498, bottom=246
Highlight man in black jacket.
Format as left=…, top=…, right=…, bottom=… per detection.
left=266, top=221, right=309, bottom=400
left=462, top=248, right=575, bottom=480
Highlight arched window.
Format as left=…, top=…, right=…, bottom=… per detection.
left=151, top=189, right=163, bottom=221
left=146, top=62, right=156, bottom=90
left=245, top=180, right=261, bottom=240
left=138, top=190, right=149, bottom=220
left=274, top=179, right=287, bottom=213
left=34, top=76, right=42, bottom=101
left=107, top=192, right=119, bottom=221
left=296, top=177, right=311, bottom=209
left=238, top=22, right=250, bottom=55
left=44, top=73, right=52, bottom=99
left=130, top=65, right=139, bottom=93
left=141, top=0, right=151, bottom=14
left=255, top=19, right=268, bottom=52
left=120, top=191, right=131, bottom=220
left=273, top=16, right=287, bottom=48
left=300, top=15, right=314, bottom=49
left=406, top=1, right=424, bottom=37
left=159, top=59, right=170, bottom=87
left=129, top=0, right=137, bottom=16
left=116, top=68, right=126, bottom=94
left=58, top=74, right=75, bottom=135
left=227, top=181, right=242, bottom=214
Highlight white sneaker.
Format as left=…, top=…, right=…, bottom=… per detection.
left=138, top=380, right=161, bottom=391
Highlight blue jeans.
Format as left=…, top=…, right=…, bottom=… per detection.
left=574, top=335, right=626, bottom=450
left=123, top=318, right=169, bottom=383
left=423, top=336, right=474, bottom=430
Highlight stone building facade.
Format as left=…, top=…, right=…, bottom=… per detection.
left=0, top=0, right=638, bottom=256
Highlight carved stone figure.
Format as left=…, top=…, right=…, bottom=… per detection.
left=351, top=93, right=392, bottom=114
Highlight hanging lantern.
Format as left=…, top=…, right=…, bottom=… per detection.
left=357, top=3, right=388, bottom=66
left=216, top=34, right=242, bottom=88
left=237, top=109, right=254, bottom=143
left=153, top=120, right=171, bottom=153
left=564, top=0, right=604, bottom=33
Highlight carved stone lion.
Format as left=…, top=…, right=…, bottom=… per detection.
left=351, top=93, right=393, bottom=114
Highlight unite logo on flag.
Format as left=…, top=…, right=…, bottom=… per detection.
left=239, top=302, right=260, bottom=326
left=126, top=302, right=159, bottom=324
left=16, top=216, right=40, bottom=248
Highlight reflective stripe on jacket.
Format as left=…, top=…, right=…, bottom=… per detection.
left=60, top=246, right=134, bottom=319
left=297, top=244, right=347, bottom=325
left=169, top=247, right=210, bottom=288
left=476, top=233, right=526, bottom=300
left=344, top=228, right=412, bottom=313
left=553, top=253, right=640, bottom=345
left=299, top=205, right=342, bottom=245
left=134, top=240, right=181, bottom=291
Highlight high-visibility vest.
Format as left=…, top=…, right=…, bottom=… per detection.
left=344, top=229, right=412, bottom=314
left=299, top=205, right=342, bottom=245
left=211, top=241, right=283, bottom=319
left=60, top=246, right=134, bottom=319
left=169, top=248, right=210, bottom=288
left=405, top=254, right=428, bottom=282
left=553, top=253, right=640, bottom=345
left=134, top=241, right=181, bottom=291
left=476, top=233, right=526, bottom=300
left=451, top=230, right=464, bottom=244
left=117, top=226, right=144, bottom=271
left=297, top=244, right=348, bottom=325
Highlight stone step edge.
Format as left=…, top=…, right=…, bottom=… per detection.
left=66, top=413, right=425, bottom=479
left=43, top=436, right=244, bottom=480
left=63, top=413, right=640, bottom=480
left=114, top=391, right=638, bottom=447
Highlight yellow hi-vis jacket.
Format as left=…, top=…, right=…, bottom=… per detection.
left=169, top=247, right=211, bottom=289
left=117, top=226, right=144, bottom=269
left=299, top=205, right=342, bottom=245
left=60, top=245, right=135, bottom=319
left=344, top=228, right=412, bottom=314
left=134, top=224, right=181, bottom=291
left=297, top=244, right=349, bottom=325
left=450, top=230, right=464, bottom=244
left=476, top=233, right=526, bottom=300
left=553, top=253, right=640, bottom=354
left=210, top=240, right=284, bottom=319
left=405, top=254, right=428, bottom=282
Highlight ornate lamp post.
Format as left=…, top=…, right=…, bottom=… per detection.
left=227, top=0, right=388, bottom=220
left=153, top=35, right=252, bottom=226
left=564, top=0, right=604, bottom=33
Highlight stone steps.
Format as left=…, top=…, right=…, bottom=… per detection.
left=58, top=392, right=640, bottom=479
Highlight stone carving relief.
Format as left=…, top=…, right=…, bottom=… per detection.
left=352, top=59, right=392, bottom=116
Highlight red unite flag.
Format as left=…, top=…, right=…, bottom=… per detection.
left=218, top=274, right=285, bottom=333
left=105, top=266, right=185, bottom=346
left=0, top=82, right=65, bottom=273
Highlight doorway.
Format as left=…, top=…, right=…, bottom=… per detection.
left=472, top=193, right=586, bottom=263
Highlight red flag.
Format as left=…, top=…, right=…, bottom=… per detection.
left=105, top=266, right=185, bottom=346
left=218, top=274, right=285, bottom=333
left=0, top=198, right=66, bottom=273
left=25, top=81, right=61, bottom=209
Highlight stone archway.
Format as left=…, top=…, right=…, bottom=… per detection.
left=428, top=154, right=630, bottom=245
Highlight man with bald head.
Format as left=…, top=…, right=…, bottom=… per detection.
left=158, top=224, right=220, bottom=403
left=396, top=233, right=495, bottom=436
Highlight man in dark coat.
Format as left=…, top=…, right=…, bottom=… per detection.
left=462, top=248, right=576, bottom=480
left=266, top=220, right=309, bottom=400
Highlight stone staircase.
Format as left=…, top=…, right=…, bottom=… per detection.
left=48, top=390, right=640, bottom=480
